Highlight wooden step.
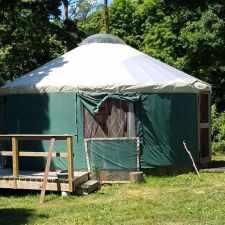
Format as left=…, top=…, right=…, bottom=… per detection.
left=75, top=179, right=99, bottom=195
left=57, top=171, right=89, bottom=188
left=74, top=172, right=89, bottom=187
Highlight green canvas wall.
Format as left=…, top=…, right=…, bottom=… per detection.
left=138, top=93, right=198, bottom=168
left=4, top=92, right=198, bottom=171
left=87, top=140, right=138, bottom=171
left=6, top=93, right=86, bottom=170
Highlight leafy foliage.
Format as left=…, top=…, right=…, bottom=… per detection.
left=138, top=1, right=225, bottom=110
left=60, top=0, right=102, bottom=43
left=69, top=0, right=100, bottom=20
left=0, top=0, right=61, bottom=84
left=0, top=0, right=84, bottom=85
left=108, top=0, right=225, bottom=110
left=212, top=105, right=225, bottom=154
left=109, top=0, right=139, bottom=47
left=78, top=9, right=104, bottom=36
left=0, top=0, right=225, bottom=111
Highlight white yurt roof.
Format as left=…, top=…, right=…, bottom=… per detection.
left=0, top=34, right=211, bottom=95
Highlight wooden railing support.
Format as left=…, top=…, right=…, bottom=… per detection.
left=40, top=138, right=56, bottom=203
left=12, top=137, right=19, bottom=188
left=0, top=134, right=74, bottom=194
left=67, top=136, right=74, bottom=192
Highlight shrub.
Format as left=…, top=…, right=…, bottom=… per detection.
left=211, top=105, right=225, bottom=154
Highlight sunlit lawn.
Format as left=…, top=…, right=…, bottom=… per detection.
left=1, top=171, right=225, bottom=225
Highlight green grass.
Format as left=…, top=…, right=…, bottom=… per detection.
left=212, top=154, right=225, bottom=161
left=1, top=173, right=225, bottom=225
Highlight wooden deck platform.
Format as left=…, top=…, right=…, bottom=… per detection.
left=0, top=169, right=89, bottom=192
left=0, top=135, right=99, bottom=197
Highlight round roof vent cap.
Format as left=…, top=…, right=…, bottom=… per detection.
left=81, top=33, right=126, bottom=45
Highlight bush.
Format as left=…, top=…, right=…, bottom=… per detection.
left=211, top=105, right=225, bottom=154
left=212, top=141, right=225, bottom=153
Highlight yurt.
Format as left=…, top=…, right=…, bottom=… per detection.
left=0, top=34, right=211, bottom=179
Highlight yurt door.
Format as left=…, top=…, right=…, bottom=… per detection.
left=198, top=92, right=211, bottom=163
left=83, top=100, right=138, bottom=171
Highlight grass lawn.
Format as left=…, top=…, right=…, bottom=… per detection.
left=1, top=172, right=225, bottom=225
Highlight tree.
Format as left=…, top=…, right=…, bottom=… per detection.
left=109, top=0, right=138, bottom=47
left=136, top=0, right=225, bottom=110
left=69, top=0, right=100, bottom=20
left=1, top=0, right=225, bottom=111
left=78, top=9, right=104, bottom=36
left=104, top=0, right=110, bottom=33
left=0, top=0, right=62, bottom=84
left=0, top=0, right=85, bottom=84
left=60, top=0, right=99, bottom=52
left=179, top=5, right=225, bottom=110
left=107, top=0, right=225, bottom=109
left=212, top=105, right=225, bottom=153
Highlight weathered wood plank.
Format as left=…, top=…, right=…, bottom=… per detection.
left=12, top=137, right=19, bottom=188
left=0, top=151, right=12, bottom=156
left=0, top=151, right=69, bottom=157
left=40, top=138, right=55, bottom=203
left=0, top=179, right=70, bottom=191
left=0, top=171, right=89, bottom=192
left=67, top=137, right=74, bottom=192
left=75, top=180, right=99, bottom=195
left=19, top=152, right=68, bottom=157
left=0, top=134, right=73, bottom=141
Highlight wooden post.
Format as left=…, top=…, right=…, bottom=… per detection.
left=40, top=138, right=55, bottom=203
left=12, top=137, right=19, bottom=188
left=67, top=136, right=74, bottom=192
left=129, top=171, right=144, bottom=183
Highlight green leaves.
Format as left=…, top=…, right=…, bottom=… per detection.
left=0, top=0, right=62, bottom=83
left=132, top=0, right=225, bottom=110
left=0, top=0, right=86, bottom=84
left=109, top=0, right=140, bottom=47
left=1, top=0, right=225, bottom=111
left=212, top=105, right=225, bottom=153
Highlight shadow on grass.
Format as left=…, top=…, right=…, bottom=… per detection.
left=0, top=189, right=61, bottom=199
left=142, top=167, right=195, bottom=177
left=210, top=160, right=225, bottom=168
left=0, top=208, right=47, bottom=225
left=0, top=189, right=40, bottom=197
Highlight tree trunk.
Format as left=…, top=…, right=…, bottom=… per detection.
left=62, top=0, right=69, bottom=20
left=62, top=0, right=69, bottom=53
left=104, top=0, right=110, bottom=34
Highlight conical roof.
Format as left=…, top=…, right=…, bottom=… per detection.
left=0, top=34, right=211, bottom=95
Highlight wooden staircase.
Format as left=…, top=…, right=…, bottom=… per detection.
left=75, top=179, right=99, bottom=195
left=57, top=170, right=99, bottom=195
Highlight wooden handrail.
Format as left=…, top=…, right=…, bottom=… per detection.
left=0, top=134, right=74, bottom=192
left=0, top=134, right=73, bottom=140
left=0, top=151, right=71, bottom=157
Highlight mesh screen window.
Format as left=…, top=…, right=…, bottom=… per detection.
left=84, top=100, right=136, bottom=138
